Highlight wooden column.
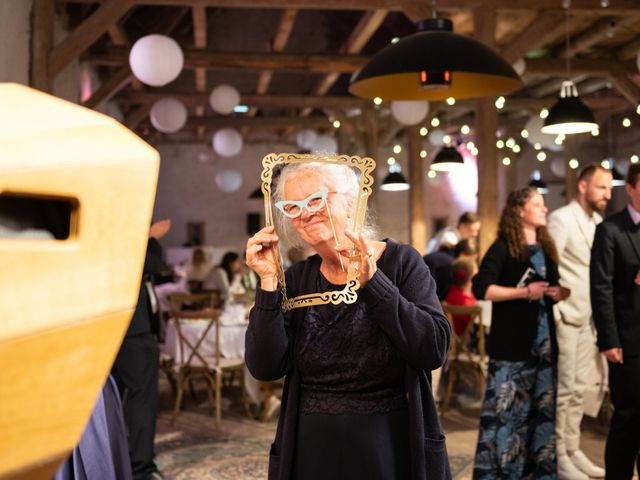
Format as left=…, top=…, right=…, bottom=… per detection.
left=363, top=108, right=380, bottom=213
left=474, top=8, right=500, bottom=256
left=31, top=0, right=54, bottom=92
left=563, top=137, right=580, bottom=203
left=408, top=126, right=427, bottom=253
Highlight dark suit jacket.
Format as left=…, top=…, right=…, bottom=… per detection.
left=590, top=207, right=640, bottom=356
left=472, top=238, right=560, bottom=361
left=423, top=250, right=454, bottom=301
left=126, top=237, right=162, bottom=337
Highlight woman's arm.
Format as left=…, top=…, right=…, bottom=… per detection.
left=485, top=282, right=546, bottom=302
left=360, top=245, right=452, bottom=372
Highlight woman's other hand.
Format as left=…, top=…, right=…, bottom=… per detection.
left=526, top=281, right=548, bottom=301
left=336, top=229, right=378, bottom=288
left=544, top=285, right=571, bottom=302
left=246, top=226, right=280, bottom=291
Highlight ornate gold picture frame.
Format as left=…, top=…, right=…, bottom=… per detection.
left=260, top=153, right=376, bottom=311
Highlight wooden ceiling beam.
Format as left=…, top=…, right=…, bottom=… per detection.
left=501, top=11, right=565, bottom=64
left=83, top=66, right=133, bottom=109
left=49, top=0, right=134, bottom=76
left=556, top=15, right=640, bottom=58
left=176, top=115, right=334, bottom=130
left=525, top=58, right=635, bottom=76
left=107, top=23, right=143, bottom=90
left=608, top=70, right=640, bottom=106
left=86, top=48, right=368, bottom=73
left=616, top=36, right=640, bottom=61
left=57, top=0, right=640, bottom=14
left=124, top=91, right=371, bottom=109
left=124, top=103, right=153, bottom=129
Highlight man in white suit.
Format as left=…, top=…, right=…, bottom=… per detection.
left=548, top=164, right=613, bottom=480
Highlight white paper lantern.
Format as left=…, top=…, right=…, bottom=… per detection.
left=428, top=128, right=446, bottom=147
left=617, top=158, right=630, bottom=176
left=391, top=100, right=430, bottom=126
left=209, top=84, right=241, bottom=115
left=212, top=128, right=243, bottom=157
left=150, top=98, right=187, bottom=133
left=129, top=34, right=184, bottom=87
left=525, top=116, right=562, bottom=151
left=311, top=134, right=338, bottom=154
left=296, top=129, right=317, bottom=150
left=215, top=169, right=243, bottom=193
left=550, top=157, right=567, bottom=178
left=513, top=58, right=526, bottom=77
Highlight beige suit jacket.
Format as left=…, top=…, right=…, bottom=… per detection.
left=548, top=200, right=602, bottom=327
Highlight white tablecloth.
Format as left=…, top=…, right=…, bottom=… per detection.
left=162, top=318, right=248, bottom=364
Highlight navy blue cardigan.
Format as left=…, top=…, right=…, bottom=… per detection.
left=245, top=240, right=452, bottom=480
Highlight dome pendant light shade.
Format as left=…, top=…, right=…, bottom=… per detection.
left=430, top=146, right=464, bottom=172
left=381, top=171, right=410, bottom=191
left=528, top=178, right=549, bottom=194
left=349, top=18, right=522, bottom=101
left=541, top=80, right=597, bottom=135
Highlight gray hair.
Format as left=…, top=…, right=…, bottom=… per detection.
left=272, top=161, right=378, bottom=248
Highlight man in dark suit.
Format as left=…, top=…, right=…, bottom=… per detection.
left=591, top=163, right=640, bottom=479
left=112, top=219, right=171, bottom=480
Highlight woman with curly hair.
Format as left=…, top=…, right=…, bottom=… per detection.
left=472, top=187, right=570, bottom=479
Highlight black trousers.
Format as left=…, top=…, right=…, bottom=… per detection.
left=112, top=333, right=159, bottom=480
left=605, top=355, right=640, bottom=480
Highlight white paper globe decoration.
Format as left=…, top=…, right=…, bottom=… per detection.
left=391, top=100, right=430, bottom=126
left=311, top=134, right=338, bottom=154
left=617, top=158, right=630, bottom=176
left=149, top=98, right=187, bottom=133
left=129, top=34, right=184, bottom=87
left=212, top=128, right=243, bottom=157
left=209, top=84, right=241, bottom=115
left=296, top=129, right=317, bottom=150
left=550, top=157, right=567, bottom=178
left=428, top=128, right=446, bottom=147
left=525, top=116, right=562, bottom=151
left=215, top=169, right=243, bottom=193
left=513, top=58, right=526, bottom=76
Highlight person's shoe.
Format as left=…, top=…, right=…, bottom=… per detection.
left=571, top=450, right=605, bottom=478
left=558, top=454, right=589, bottom=480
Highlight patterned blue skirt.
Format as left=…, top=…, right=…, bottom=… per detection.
left=473, top=308, right=557, bottom=479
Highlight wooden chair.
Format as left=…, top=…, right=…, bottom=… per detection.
left=441, top=304, right=487, bottom=413
left=168, top=293, right=245, bottom=424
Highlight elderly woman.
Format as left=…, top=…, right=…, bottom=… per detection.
left=472, top=187, right=569, bottom=479
left=245, top=161, right=452, bottom=480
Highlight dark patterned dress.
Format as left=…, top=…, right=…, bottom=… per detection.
left=291, top=274, right=410, bottom=480
left=473, top=245, right=557, bottom=479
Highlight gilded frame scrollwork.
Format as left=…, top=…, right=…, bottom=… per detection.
left=260, top=153, right=376, bottom=311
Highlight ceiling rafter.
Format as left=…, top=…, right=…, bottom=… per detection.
left=57, top=0, right=640, bottom=15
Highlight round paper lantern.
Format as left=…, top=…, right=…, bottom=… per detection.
left=428, top=128, right=446, bottom=147
left=150, top=98, right=187, bottom=133
left=617, top=158, right=630, bottom=176
left=296, top=129, right=317, bottom=150
left=525, top=116, right=562, bottom=151
left=513, top=58, right=526, bottom=77
left=215, top=169, right=243, bottom=193
left=311, top=134, right=338, bottom=154
left=129, top=34, right=184, bottom=87
left=212, top=128, right=243, bottom=157
left=550, top=157, right=567, bottom=178
left=209, top=84, right=241, bottom=115
left=391, top=100, right=430, bottom=126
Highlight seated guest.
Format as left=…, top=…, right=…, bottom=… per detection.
left=425, top=238, right=479, bottom=301
left=426, top=211, right=481, bottom=254
left=186, top=248, right=213, bottom=292
left=202, top=251, right=242, bottom=301
left=445, top=258, right=478, bottom=336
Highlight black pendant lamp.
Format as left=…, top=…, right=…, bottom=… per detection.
left=528, top=178, right=549, bottom=194
left=430, top=146, right=464, bottom=172
left=541, top=81, right=597, bottom=134
left=381, top=170, right=410, bottom=191
left=349, top=17, right=522, bottom=101
left=541, top=9, right=597, bottom=135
